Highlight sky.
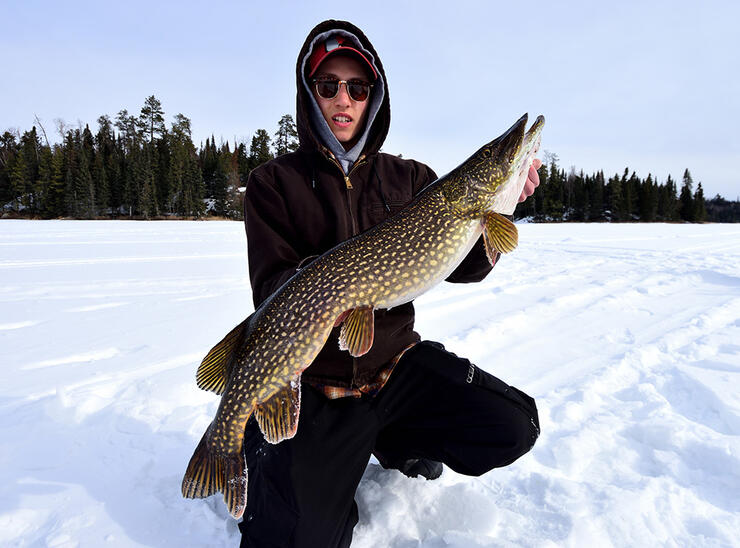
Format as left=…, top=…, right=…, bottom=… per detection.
left=2, top=0, right=739, bottom=199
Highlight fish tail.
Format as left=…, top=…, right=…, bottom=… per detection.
left=181, top=424, right=247, bottom=519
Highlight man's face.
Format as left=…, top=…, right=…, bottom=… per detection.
left=312, top=54, right=372, bottom=149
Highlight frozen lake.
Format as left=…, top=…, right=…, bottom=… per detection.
left=1, top=220, right=739, bottom=547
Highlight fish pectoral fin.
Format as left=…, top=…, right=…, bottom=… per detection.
left=181, top=423, right=248, bottom=519
left=196, top=314, right=252, bottom=395
left=483, top=212, right=519, bottom=263
left=338, top=306, right=375, bottom=357
left=255, top=379, right=302, bottom=444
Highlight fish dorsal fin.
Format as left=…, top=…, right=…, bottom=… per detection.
left=338, top=306, right=374, bottom=357
left=255, top=380, right=301, bottom=444
left=483, top=212, right=518, bottom=264
left=196, top=315, right=251, bottom=395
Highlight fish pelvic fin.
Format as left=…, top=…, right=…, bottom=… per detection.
left=338, top=306, right=375, bottom=357
left=255, top=378, right=302, bottom=444
left=196, top=314, right=252, bottom=395
left=483, top=212, right=519, bottom=264
left=181, top=424, right=248, bottom=519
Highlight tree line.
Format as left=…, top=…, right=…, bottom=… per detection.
left=1, top=96, right=738, bottom=222
left=0, top=96, right=298, bottom=220
left=513, top=152, right=739, bottom=223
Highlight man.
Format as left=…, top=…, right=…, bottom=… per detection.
left=240, top=19, right=541, bottom=548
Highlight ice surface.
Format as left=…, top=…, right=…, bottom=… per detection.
left=1, top=220, right=739, bottom=547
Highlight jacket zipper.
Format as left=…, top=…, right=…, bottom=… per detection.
left=322, top=147, right=367, bottom=237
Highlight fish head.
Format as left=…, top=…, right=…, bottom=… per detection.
left=444, top=114, right=544, bottom=216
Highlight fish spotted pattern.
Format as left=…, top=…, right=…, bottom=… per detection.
left=182, top=114, right=544, bottom=518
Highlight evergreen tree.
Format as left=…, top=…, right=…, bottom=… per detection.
left=95, top=115, right=116, bottom=213
left=589, top=170, right=605, bottom=220
left=273, top=114, right=299, bottom=156
left=625, top=171, right=640, bottom=220
left=236, top=142, right=250, bottom=184
left=115, top=109, right=140, bottom=153
left=62, top=131, right=78, bottom=216
left=225, top=148, right=244, bottom=219
left=139, top=95, right=166, bottom=143
left=0, top=131, right=19, bottom=207
left=37, top=145, right=54, bottom=217
left=46, top=145, right=66, bottom=217
left=679, top=169, right=695, bottom=222
left=169, top=114, right=204, bottom=216
left=606, top=172, right=624, bottom=221
left=541, top=153, right=563, bottom=220
left=658, top=174, right=678, bottom=221
left=638, top=174, right=657, bottom=221
left=10, top=150, right=30, bottom=212
left=75, top=146, right=95, bottom=218
left=210, top=144, right=230, bottom=216
left=694, top=182, right=707, bottom=222
left=137, top=145, right=158, bottom=218
left=12, top=128, right=42, bottom=212
left=248, top=129, right=274, bottom=170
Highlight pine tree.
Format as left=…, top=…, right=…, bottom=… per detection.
left=169, top=114, right=202, bottom=216
left=248, top=129, right=274, bottom=170
left=12, top=128, right=42, bottom=212
left=37, top=145, right=54, bottom=217
left=0, top=131, right=19, bottom=208
left=658, top=174, right=678, bottom=221
left=694, top=182, right=707, bottom=222
left=606, top=173, right=624, bottom=221
left=273, top=114, right=299, bottom=156
left=95, top=115, right=116, bottom=214
left=75, top=147, right=95, bottom=218
left=542, top=153, right=563, bottom=220
left=46, top=145, right=66, bottom=217
left=62, top=131, right=78, bottom=216
left=115, top=109, right=141, bottom=153
left=10, top=150, right=30, bottom=212
left=236, top=142, right=250, bottom=184
left=589, top=170, right=605, bottom=220
left=139, top=95, right=166, bottom=143
left=679, top=169, right=695, bottom=222
left=210, top=145, right=230, bottom=216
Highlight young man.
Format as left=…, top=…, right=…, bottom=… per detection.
left=240, top=20, right=541, bottom=548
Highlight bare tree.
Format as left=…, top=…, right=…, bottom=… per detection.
left=54, top=118, right=69, bottom=140
left=34, top=114, right=51, bottom=148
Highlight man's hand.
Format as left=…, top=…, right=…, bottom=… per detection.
left=518, top=158, right=542, bottom=203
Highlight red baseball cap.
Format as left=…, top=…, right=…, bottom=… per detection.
left=308, top=34, right=377, bottom=80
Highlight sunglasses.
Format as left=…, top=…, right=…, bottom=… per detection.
left=312, top=77, right=373, bottom=102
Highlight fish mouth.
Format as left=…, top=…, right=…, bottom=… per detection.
left=497, top=113, right=544, bottom=166
left=485, top=113, right=545, bottom=215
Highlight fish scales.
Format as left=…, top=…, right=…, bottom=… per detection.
left=182, top=113, right=545, bottom=518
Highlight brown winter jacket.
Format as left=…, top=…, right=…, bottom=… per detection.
left=243, top=20, right=495, bottom=388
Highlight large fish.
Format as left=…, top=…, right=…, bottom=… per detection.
left=182, top=113, right=544, bottom=517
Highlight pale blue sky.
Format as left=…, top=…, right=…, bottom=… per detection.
left=2, top=0, right=738, bottom=198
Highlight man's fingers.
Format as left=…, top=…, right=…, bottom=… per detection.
left=528, top=166, right=540, bottom=188
left=518, top=179, right=535, bottom=202
left=519, top=160, right=543, bottom=203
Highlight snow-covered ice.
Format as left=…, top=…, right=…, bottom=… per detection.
left=1, top=220, right=739, bottom=547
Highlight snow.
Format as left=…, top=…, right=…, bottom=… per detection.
left=2, top=220, right=739, bottom=547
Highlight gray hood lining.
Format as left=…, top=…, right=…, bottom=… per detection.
left=301, top=29, right=386, bottom=173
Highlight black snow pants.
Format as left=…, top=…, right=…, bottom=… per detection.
left=238, top=341, right=540, bottom=548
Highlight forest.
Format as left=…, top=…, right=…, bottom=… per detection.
left=2, top=96, right=737, bottom=222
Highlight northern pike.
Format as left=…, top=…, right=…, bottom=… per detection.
left=182, top=113, right=544, bottom=518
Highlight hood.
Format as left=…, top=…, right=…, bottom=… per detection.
left=295, top=20, right=391, bottom=167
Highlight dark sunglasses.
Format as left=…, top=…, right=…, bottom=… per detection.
left=312, top=77, right=373, bottom=102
